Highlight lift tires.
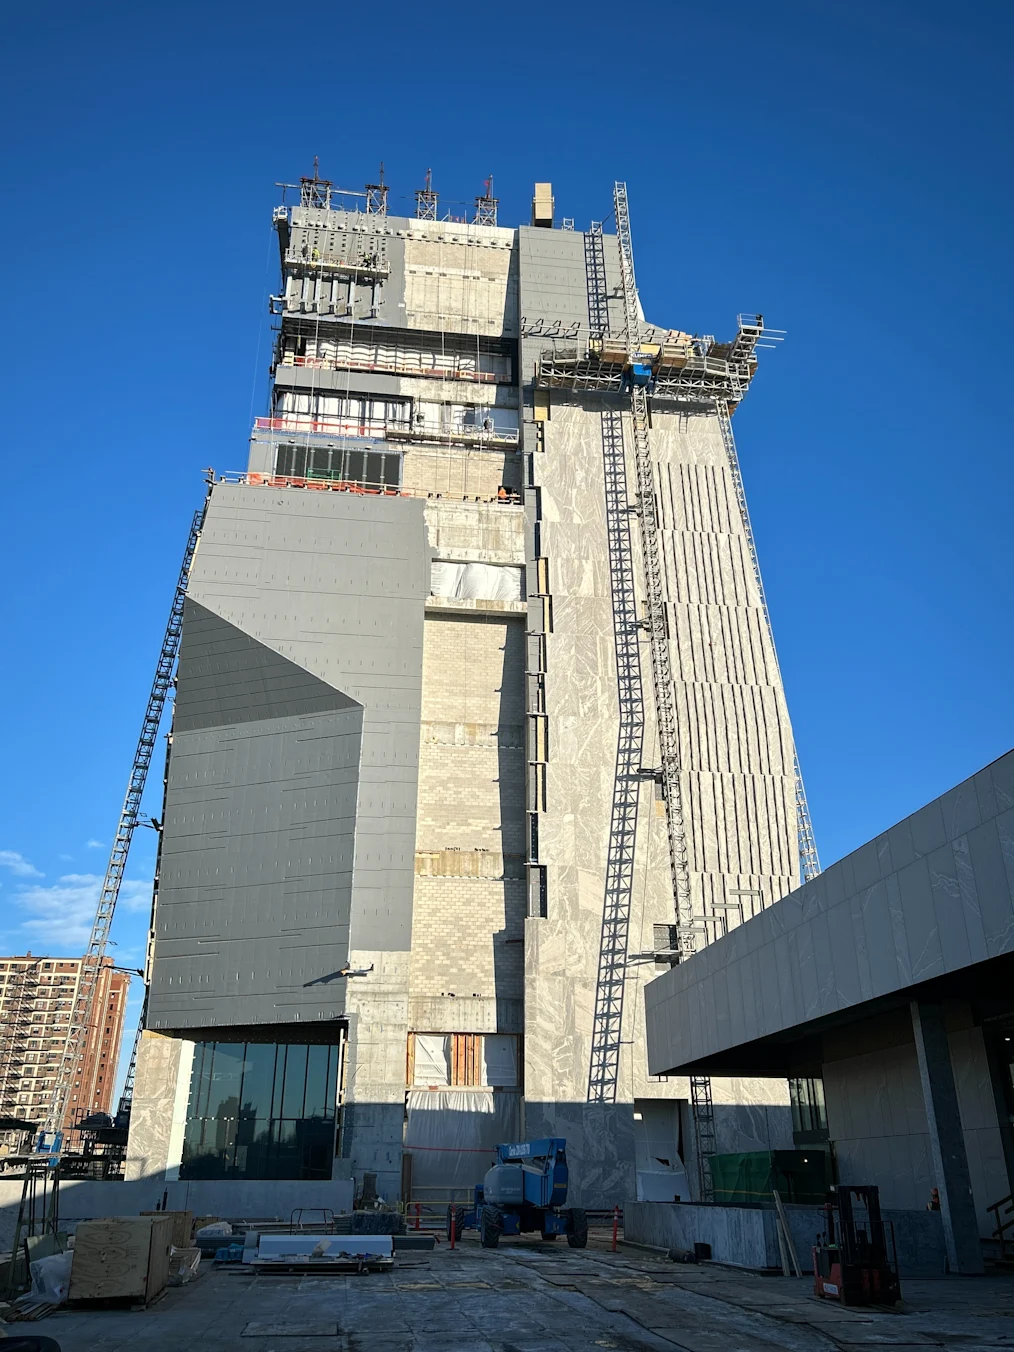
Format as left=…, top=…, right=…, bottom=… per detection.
left=480, top=1205, right=504, bottom=1249
left=446, top=1207, right=465, bottom=1242
left=540, top=1229, right=559, bottom=1241
left=566, top=1208, right=588, bottom=1249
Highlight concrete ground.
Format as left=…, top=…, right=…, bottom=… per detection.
left=10, top=1233, right=1014, bottom=1352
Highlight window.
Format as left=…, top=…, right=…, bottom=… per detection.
left=788, top=1077, right=828, bottom=1142
left=179, top=1040, right=340, bottom=1181
left=274, top=441, right=401, bottom=490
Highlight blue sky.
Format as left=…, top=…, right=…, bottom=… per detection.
left=1, top=0, right=1012, bottom=1087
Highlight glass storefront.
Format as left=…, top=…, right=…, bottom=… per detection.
left=180, top=1040, right=340, bottom=1180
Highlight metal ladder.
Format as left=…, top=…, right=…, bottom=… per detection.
left=714, top=400, right=821, bottom=882
left=613, top=181, right=711, bottom=1195
left=613, top=183, right=695, bottom=947
left=587, top=408, right=646, bottom=1104
left=42, top=494, right=209, bottom=1139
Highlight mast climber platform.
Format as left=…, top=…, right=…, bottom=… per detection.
left=582, top=183, right=820, bottom=1198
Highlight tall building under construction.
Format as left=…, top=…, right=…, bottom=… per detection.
left=125, top=169, right=816, bottom=1205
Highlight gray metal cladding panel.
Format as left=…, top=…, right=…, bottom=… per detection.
left=186, top=485, right=428, bottom=954
left=518, top=226, right=589, bottom=331
left=147, top=706, right=361, bottom=1030
left=175, top=599, right=360, bottom=732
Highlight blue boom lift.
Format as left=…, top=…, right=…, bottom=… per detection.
left=448, top=1139, right=588, bottom=1249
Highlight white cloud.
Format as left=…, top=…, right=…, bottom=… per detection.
left=10, top=874, right=152, bottom=949
left=85, top=840, right=104, bottom=850
left=0, top=850, right=43, bottom=879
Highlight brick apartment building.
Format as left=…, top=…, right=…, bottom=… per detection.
left=0, top=954, right=130, bottom=1137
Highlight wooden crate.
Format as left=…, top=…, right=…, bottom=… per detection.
left=69, top=1215, right=174, bottom=1303
left=140, top=1209, right=192, bottom=1248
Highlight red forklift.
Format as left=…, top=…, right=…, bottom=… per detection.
left=813, top=1185, right=901, bottom=1306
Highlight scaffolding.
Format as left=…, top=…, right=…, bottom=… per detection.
left=0, top=959, right=41, bottom=1122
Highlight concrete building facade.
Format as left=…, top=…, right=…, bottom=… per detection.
left=0, top=954, right=129, bottom=1140
left=126, top=171, right=811, bottom=1205
left=644, top=749, right=1014, bottom=1272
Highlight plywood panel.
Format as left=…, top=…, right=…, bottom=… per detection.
left=69, top=1215, right=174, bottom=1302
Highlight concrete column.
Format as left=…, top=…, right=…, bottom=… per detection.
left=910, top=1001, right=984, bottom=1273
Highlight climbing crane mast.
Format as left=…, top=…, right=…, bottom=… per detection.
left=41, top=498, right=207, bottom=1142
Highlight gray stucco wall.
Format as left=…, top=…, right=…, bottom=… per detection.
left=644, top=750, right=1014, bottom=1075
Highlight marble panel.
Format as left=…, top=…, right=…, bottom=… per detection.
left=826, top=898, right=861, bottom=1006
left=755, top=942, right=784, bottom=1035
left=809, top=911, right=838, bottom=1015
left=851, top=838, right=881, bottom=892
left=991, top=753, right=1014, bottom=814
left=926, top=842, right=973, bottom=972
left=885, top=873, right=913, bottom=986
left=967, top=820, right=1014, bottom=956
left=773, top=934, right=799, bottom=1032
left=897, top=856, right=945, bottom=980
left=951, top=834, right=988, bottom=963
left=910, top=797, right=947, bottom=857
left=712, top=965, right=732, bottom=1046
left=973, top=767, right=999, bottom=824
left=886, top=816, right=917, bottom=872
left=999, top=807, right=1014, bottom=909
left=796, top=921, right=820, bottom=1020
left=847, top=891, right=874, bottom=1001
left=939, top=779, right=983, bottom=839
left=817, top=862, right=843, bottom=911
left=726, top=955, right=747, bottom=1047
left=875, top=830, right=893, bottom=880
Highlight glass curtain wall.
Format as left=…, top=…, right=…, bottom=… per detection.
left=180, top=1041, right=340, bottom=1180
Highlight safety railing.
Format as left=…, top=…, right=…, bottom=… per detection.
left=255, top=415, right=520, bottom=449
left=279, top=355, right=508, bottom=384
left=218, top=471, right=524, bottom=509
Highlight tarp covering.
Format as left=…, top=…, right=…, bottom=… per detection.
left=709, top=1149, right=833, bottom=1205
left=482, top=1035, right=519, bottom=1087
left=412, top=1034, right=451, bottom=1086
left=404, top=1089, right=521, bottom=1192
left=430, top=562, right=522, bottom=602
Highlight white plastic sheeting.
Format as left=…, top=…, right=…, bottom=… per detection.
left=430, top=562, right=522, bottom=602
left=482, top=1035, right=519, bottom=1087
left=413, top=1034, right=451, bottom=1086
left=404, top=1089, right=521, bottom=1191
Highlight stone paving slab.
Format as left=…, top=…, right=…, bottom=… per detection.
left=7, top=1234, right=1014, bottom=1352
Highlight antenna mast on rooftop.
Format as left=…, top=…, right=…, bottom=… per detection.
left=365, top=162, right=388, bottom=216
left=415, top=168, right=438, bottom=221
left=474, top=175, right=498, bottom=227
left=301, top=157, right=332, bottom=210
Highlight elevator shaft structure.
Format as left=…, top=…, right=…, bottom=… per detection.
left=613, top=182, right=696, bottom=953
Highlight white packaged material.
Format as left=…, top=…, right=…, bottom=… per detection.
left=256, top=1234, right=393, bottom=1258
left=30, top=1250, right=73, bottom=1304
left=195, top=1220, right=233, bottom=1237
left=431, top=562, right=522, bottom=601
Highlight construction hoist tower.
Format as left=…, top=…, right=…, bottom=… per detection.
left=607, top=181, right=820, bottom=1197
left=40, top=500, right=207, bottom=1142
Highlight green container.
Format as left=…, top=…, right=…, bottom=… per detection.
left=708, top=1149, right=832, bottom=1205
